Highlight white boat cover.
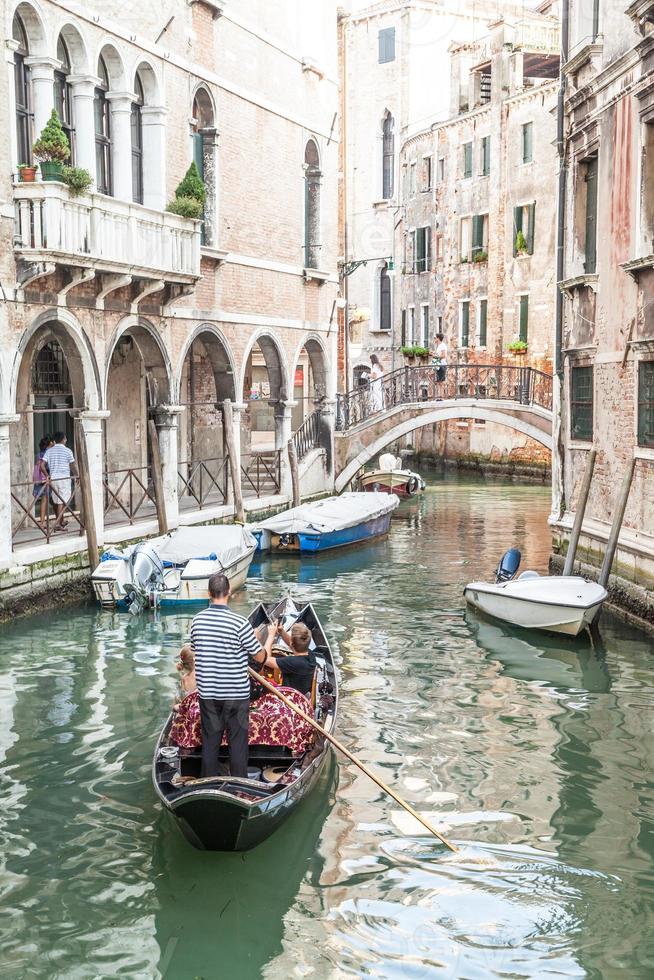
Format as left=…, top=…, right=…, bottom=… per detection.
left=102, top=525, right=256, bottom=568
left=253, top=492, right=399, bottom=535
left=378, top=452, right=401, bottom=471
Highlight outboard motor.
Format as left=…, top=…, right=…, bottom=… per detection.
left=494, top=548, right=521, bottom=584
left=125, top=542, right=166, bottom=612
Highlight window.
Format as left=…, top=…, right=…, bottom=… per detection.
left=514, top=203, right=535, bottom=255
left=437, top=157, right=445, bottom=182
left=437, top=315, right=443, bottom=336
left=408, top=306, right=415, bottom=345
left=409, top=161, right=417, bottom=197
left=460, top=301, right=470, bottom=347
left=401, top=163, right=408, bottom=198
left=480, top=136, right=490, bottom=176
left=94, top=56, right=112, bottom=196
left=570, top=365, right=594, bottom=441
left=479, top=70, right=491, bottom=105
left=192, top=87, right=217, bottom=246
left=592, top=0, right=600, bottom=41
left=421, top=305, right=429, bottom=347
left=416, top=226, right=431, bottom=273
left=379, top=263, right=392, bottom=331
left=382, top=112, right=394, bottom=199
left=55, top=36, right=74, bottom=164
left=638, top=361, right=654, bottom=448
left=519, top=295, right=529, bottom=342
left=463, top=142, right=472, bottom=179
left=584, top=157, right=598, bottom=274
left=522, top=122, right=533, bottom=164
left=304, top=139, right=321, bottom=269
left=378, top=27, right=395, bottom=64
left=131, top=74, right=144, bottom=204
left=435, top=233, right=444, bottom=263
left=401, top=309, right=407, bottom=346
left=472, top=214, right=488, bottom=259
left=423, top=155, right=432, bottom=191
left=460, top=216, right=471, bottom=262
left=478, top=299, right=488, bottom=346
left=13, top=14, right=31, bottom=166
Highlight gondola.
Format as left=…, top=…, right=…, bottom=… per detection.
left=152, top=597, right=338, bottom=851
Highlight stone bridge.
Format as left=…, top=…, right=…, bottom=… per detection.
left=333, top=363, right=553, bottom=491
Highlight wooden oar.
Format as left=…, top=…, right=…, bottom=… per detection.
left=249, top=667, right=458, bottom=852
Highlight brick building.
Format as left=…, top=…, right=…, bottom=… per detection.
left=0, top=0, right=338, bottom=598
left=552, top=0, right=654, bottom=623
left=396, top=10, right=559, bottom=466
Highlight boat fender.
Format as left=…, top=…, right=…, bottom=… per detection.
left=279, top=534, right=292, bottom=549
left=407, top=474, right=420, bottom=496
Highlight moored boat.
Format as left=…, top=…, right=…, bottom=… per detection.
left=91, top=525, right=257, bottom=610
left=152, top=598, right=338, bottom=851
left=358, top=453, right=425, bottom=498
left=464, top=548, right=607, bottom=637
left=252, top=491, right=399, bottom=553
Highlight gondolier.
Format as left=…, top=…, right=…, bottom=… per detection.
left=190, top=572, right=265, bottom=778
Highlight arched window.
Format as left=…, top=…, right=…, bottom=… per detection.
left=304, top=139, right=321, bottom=270
left=31, top=340, right=74, bottom=448
left=382, top=112, right=394, bottom=199
left=54, top=36, right=74, bottom=163
left=94, top=56, right=112, bottom=196
left=380, top=263, right=391, bottom=331
left=191, top=88, right=216, bottom=245
left=13, top=13, right=32, bottom=165
left=131, top=73, right=144, bottom=204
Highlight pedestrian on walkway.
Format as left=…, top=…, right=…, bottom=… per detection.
left=42, top=432, right=78, bottom=531
left=434, top=333, right=448, bottom=385
left=190, top=572, right=265, bottom=778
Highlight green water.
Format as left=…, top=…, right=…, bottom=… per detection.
left=1, top=476, right=653, bottom=979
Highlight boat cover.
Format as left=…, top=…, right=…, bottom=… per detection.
left=378, top=452, right=401, bottom=471
left=252, top=492, right=399, bottom=536
left=101, top=525, right=256, bottom=568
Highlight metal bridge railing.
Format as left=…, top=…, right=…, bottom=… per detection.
left=293, top=410, right=322, bottom=461
left=335, top=363, right=553, bottom=432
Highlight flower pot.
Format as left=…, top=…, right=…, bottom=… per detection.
left=18, top=166, right=37, bottom=182
left=39, top=161, right=64, bottom=181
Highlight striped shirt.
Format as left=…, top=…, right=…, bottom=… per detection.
left=190, top=604, right=260, bottom=700
left=43, top=443, right=75, bottom=480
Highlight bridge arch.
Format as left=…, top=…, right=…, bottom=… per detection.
left=335, top=403, right=552, bottom=492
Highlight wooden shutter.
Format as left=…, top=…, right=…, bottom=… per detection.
left=571, top=366, right=594, bottom=441
left=425, top=227, right=431, bottom=269
left=479, top=300, right=488, bottom=346
left=519, top=295, right=529, bottom=342
left=523, top=123, right=533, bottom=163
left=472, top=214, right=484, bottom=252
left=401, top=309, right=407, bottom=346
left=527, top=203, right=535, bottom=254
left=464, top=143, right=472, bottom=178
left=585, top=158, right=598, bottom=273
left=638, top=361, right=654, bottom=448
left=461, top=302, right=470, bottom=346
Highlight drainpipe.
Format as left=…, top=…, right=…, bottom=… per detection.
left=550, top=0, right=570, bottom=529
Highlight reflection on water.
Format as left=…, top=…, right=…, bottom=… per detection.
left=0, top=475, right=652, bottom=978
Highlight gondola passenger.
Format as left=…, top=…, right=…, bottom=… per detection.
left=261, top=621, right=316, bottom=697
left=169, top=646, right=201, bottom=748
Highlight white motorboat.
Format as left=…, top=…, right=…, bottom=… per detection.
left=464, top=548, right=607, bottom=637
left=358, top=453, right=425, bottom=498
left=91, top=525, right=257, bottom=611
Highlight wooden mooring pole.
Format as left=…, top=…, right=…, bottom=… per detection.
left=74, top=419, right=99, bottom=570
left=287, top=438, right=300, bottom=507
left=598, top=457, right=636, bottom=588
left=223, top=399, right=245, bottom=523
left=147, top=419, right=169, bottom=534
left=563, top=448, right=596, bottom=576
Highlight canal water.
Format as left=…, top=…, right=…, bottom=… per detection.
left=0, top=476, right=652, bottom=979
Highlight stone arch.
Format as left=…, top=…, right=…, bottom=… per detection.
left=55, top=21, right=89, bottom=73
left=133, top=58, right=161, bottom=104
left=11, top=309, right=101, bottom=413
left=104, top=317, right=173, bottom=407
left=335, top=404, right=553, bottom=492
left=10, top=1, right=47, bottom=55
left=178, top=324, right=236, bottom=405
left=96, top=41, right=126, bottom=90
left=239, top=331, right=289, bottom=405
left=290, top=333, right=329, bottom=407
left=192, top=84, right=216, bottom=128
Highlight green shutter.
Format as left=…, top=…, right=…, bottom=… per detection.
left=479, top=299, right=488, bottom=346
left=638, top=361, right=654, bottom=448
left=401, top=309, right=407, bottom=346
left=571, top=366, right=594, bottom=441
left=523, top=122, right=533, bottom=163
left=464, top=143, right=472, bottom=178
left=519, top=295, right=529, bottom=342
left=472, top=214, right=484, bottom=252
left=585, top=158, right=598, bottom=273
left=461, top=302, right=470, bottom=346
left=192, top=133, right=204, bottom=180
left=527, top=203, right=535, bottom=254
left=482, top=136, right=490, bottom=175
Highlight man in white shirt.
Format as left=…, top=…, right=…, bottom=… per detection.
left=435, top=333, right=448, bottom=383
left=43, top=432, right=78, bottom=531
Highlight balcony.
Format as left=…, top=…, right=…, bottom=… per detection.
left=13, top=182, right=201, bottom=290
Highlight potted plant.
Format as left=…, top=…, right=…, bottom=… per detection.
left=167, top=161, right=206, bottom=219
left=472, top=249, right=488, bottom=263
left=401, top=345, right=417, bottom=363
left=515, top=230, right=528, bottom=257
left=508, top=339, right=528, bottom=355
left=17, top=163, right=37, bottom=182
left=32, top=110, right=70, bottom=181
left=413, top=345, right=430, bottom=363
left=61, top=166, right=93, bottom=197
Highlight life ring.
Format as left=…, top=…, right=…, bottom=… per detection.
left=406, top=475, right=420, bottom=496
